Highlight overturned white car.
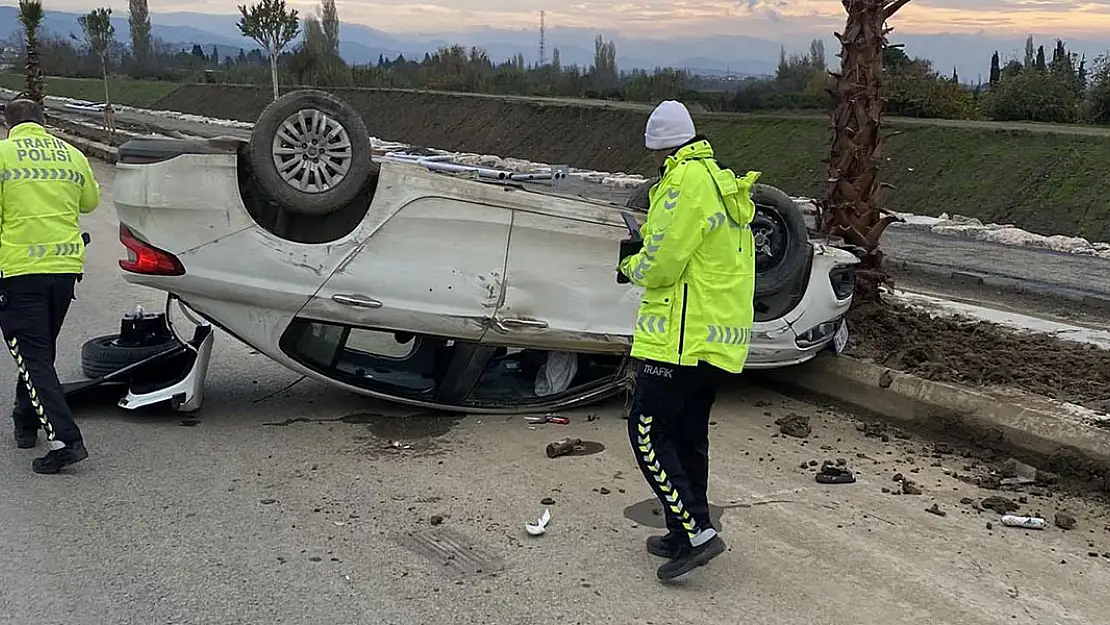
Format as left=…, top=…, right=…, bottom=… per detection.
left=94, top=90, right=858, bottom=413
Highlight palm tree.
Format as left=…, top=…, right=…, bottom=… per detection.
left=819, top=0, right=912, bottom=299
left=18, top=0, right=45, bottom=102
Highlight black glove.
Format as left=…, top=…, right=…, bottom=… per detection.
left=616, top=237, right=642, bottom=284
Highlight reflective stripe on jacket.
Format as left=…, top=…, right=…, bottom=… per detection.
left=619, top=139, right=759, bottom=373
left=0, top=122, right=99, bottom=278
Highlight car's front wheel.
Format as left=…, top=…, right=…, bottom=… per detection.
left=624, top=177, right=809, bottom=297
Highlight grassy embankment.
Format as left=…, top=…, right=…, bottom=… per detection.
left=0, top=73, right=181, bottom=108
left=13, top=74, right=1110, bottom=242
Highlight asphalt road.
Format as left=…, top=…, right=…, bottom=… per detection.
left=3, top=147, right=1110, bottom=625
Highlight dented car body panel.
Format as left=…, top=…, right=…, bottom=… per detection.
left=113, top=134, right=856, bottom=413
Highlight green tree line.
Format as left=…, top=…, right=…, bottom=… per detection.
left=9, top=0, right=1110, bottom=125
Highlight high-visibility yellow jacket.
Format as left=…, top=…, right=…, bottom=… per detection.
left=619, top=139, right=759, bottom=373
left=0, top=122, right=99, bottom=278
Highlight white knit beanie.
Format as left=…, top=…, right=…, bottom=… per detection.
left=644, top=100, right=696, bottom=150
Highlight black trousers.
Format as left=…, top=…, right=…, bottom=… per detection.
left=0, top=273, right=82, bottom=445
left=627, top=358, right=721, bottom=545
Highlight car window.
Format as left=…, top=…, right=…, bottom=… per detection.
left=280, top=320, right=445, bottom=396
left=280, top=319, right=627, bottom=409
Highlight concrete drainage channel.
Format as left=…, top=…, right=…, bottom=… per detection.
left=52, top=118, right=1110, bottom=487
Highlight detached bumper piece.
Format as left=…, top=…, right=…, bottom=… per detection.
left=63, top=295, right=215, bottom=413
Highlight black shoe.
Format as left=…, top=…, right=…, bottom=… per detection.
left=13, top=426, right=37, bottom=449
left=656, top=534, right=726, bottom=581
left=646, top=531, right=686, bottom=559
left=32, top=441, right=88, bottom=474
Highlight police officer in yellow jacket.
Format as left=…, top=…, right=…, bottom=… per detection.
left=619, top=100, right=759, bottom=580
left=1, top=99, right=99, bottom=473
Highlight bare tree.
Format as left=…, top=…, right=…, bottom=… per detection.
left=17, top=0, right=45, bottom=102
left=237, top=0, right=301, bottom=100
left=129, top=0, right=153, bottom=74
left=319, top=0, right=340, bottom=58
left=77, top=8, right=116, bottom=142
left=819, top=0, right=911, bottom=299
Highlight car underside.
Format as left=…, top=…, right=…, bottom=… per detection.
left=81, top=89, right=859, bottom=414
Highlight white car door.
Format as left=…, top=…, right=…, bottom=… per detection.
left=300, top=198, right=512, bottom=341
left=486, top=206, right=640, bottom=354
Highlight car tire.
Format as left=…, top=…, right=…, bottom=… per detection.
left=248, top=89, right=377, bottom=216
left=750, top=183, right=809, bottom=298
left=80, top=334, right=179, bottom=379
left=624, top=177, right=810, bottom=297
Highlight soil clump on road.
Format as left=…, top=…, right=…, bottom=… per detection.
left=846, top=300, right=1110, bottom=411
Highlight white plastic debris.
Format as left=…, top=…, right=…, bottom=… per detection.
left=1000, top=515, right=1047, bottom=530
left=534, top=351, right=578, bottom=397
left=524, top=508, right=552, bottom=536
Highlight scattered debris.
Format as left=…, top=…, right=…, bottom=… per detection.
left=925, top=504, right=947, bottom=517
left=901, top=480, right=923, bottom=495
left=1001, top=515, right=1046, bottom=530
left=981, top=496, right=1020, bottom=514
left=1055, top=511, right=1078, bottom=530
left=776, top=413, right=811, bottom=438
left=526, top=414, right=569, bottom=425
left=546, top=437, right=583, bottom=458
left=386, top=440, right=413, bottom=450
left=525, top=508, right=552, bottom=536
left=815, top=463, right=855, bottom=485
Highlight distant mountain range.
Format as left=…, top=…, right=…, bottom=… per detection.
left=0, top=7, right=1106, bottom=81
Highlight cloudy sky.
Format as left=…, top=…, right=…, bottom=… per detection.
left=21, top=0, right=1110, bottom=38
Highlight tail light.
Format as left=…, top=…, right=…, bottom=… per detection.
left=119, top=223, right=185, bottom=276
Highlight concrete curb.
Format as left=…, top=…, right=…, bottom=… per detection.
left=51, top=126, right=118, bottom=163
left=759, top=354, right=1110, bottom=479
left=888, top=258, right=1110, bottom=309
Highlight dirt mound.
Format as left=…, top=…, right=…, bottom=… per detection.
left=154, top=85, right=651, bottom=174
left=846, top=301, right=1110, bottom=411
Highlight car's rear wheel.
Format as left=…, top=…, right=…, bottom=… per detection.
left=624, top=177, right=809, bottom=296
left=248, top=89, right=377, bottom=216
left=80, top=334, right=178, bottom=379
left=749, top=183, right=809, bottom=298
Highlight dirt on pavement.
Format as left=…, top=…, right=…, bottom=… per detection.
left=846, top=300, right=1110, bottom=412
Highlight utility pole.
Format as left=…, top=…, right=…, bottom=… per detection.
left=539, top=10, right=546, bottom=66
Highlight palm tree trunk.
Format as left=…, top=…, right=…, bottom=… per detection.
left=819, top=0, right=911, bottom=300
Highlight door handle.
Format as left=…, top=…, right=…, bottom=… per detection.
left=332, top=294, right=383, bottom=308
left=497, top=317, right=548, bottom=329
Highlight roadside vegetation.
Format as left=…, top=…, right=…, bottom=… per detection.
left=0, top=74, right=178, bottom=107
left=2, top=1, right=1107, bottom=125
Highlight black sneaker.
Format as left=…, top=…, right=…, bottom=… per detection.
left=656, top=534, right=726, bottom=581
left=646, top=531, right=686, bottom=559
left=32, top=441, right=88, bottom=474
